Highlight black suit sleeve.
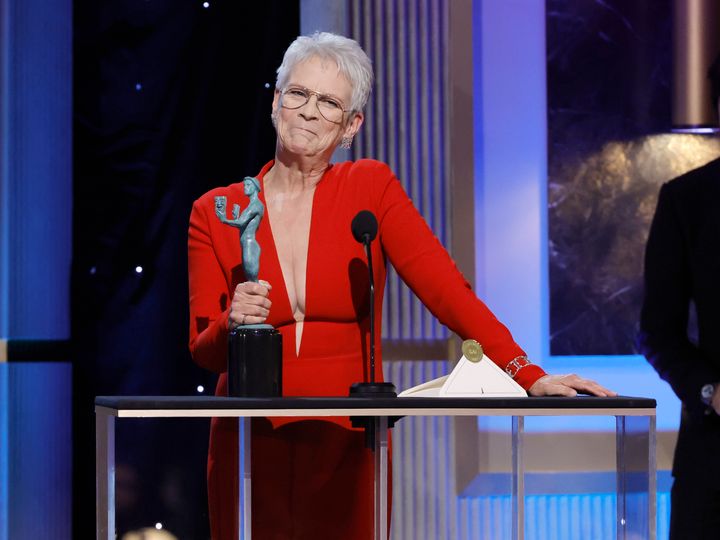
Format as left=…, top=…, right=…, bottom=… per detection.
left=637, top=183, right=720, bottom=418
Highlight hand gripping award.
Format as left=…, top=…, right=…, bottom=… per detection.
left=214, top=177, right=282, bottom=397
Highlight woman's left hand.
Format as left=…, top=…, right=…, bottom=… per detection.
left=528, top=374, right=617, bottom=397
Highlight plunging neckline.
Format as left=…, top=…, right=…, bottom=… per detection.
left=259, top=166, right=328, bottom=358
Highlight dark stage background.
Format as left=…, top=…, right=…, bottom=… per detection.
left=547, top=0, right=720, bottom=355
left=72, top=1, right=299, bottom=537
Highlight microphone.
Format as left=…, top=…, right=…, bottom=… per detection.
left=351, top=210, right=378, bottom=244
left=349, top=210, right=396, bottom=398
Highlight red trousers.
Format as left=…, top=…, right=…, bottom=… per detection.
left=208, top=418, right=390, bottom=539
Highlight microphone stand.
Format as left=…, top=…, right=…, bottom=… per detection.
left=349, top=231, right=397, bottom=449
left=366, top=232, right=376, bottom=385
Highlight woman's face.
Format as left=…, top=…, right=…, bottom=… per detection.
left=272, top=56, right=363, bottom=159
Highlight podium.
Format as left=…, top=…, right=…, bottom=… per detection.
left=95, top=396, right=656, bottom=540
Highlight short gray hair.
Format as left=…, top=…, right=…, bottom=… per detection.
left=276, top=32, right=373, bottom=112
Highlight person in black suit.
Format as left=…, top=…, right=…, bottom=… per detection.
left=638, top=57, right=720, bottom=539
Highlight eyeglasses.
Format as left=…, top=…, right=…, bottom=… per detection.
left=280, top=86, right=350, bottom=124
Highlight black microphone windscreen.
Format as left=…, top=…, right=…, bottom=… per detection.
left=351, top=210, right=378, bottom=243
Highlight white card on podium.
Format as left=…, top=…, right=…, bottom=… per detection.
left=398, top=340, right=528, bottom=398
left=396, top=375, right=448, bottom=397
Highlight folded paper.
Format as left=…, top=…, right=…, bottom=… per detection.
left=398, top=340, right=528, bottom=398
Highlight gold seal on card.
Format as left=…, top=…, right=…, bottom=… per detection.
left=461, top=339, right=483, bottom=363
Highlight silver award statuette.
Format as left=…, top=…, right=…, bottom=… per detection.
left=215, top=176, right=282, bottom=397
left=214, top=176, right=264, bottom=283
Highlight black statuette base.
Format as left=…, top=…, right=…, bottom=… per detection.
left=228, top=327, right=282, bottom=397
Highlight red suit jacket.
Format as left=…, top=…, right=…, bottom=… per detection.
left=188, top=159, right=546, bottom=538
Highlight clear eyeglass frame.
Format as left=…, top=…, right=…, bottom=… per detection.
left=280, top=86, right=351, bottom=124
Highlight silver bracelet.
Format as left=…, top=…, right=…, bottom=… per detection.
left=504, top=355, right=532, bottom=379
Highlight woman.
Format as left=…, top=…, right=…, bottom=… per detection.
left=188, top=31, right=614, bottom=539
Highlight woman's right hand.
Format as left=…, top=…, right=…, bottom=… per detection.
left=229, top=280, right=272, bottom=328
